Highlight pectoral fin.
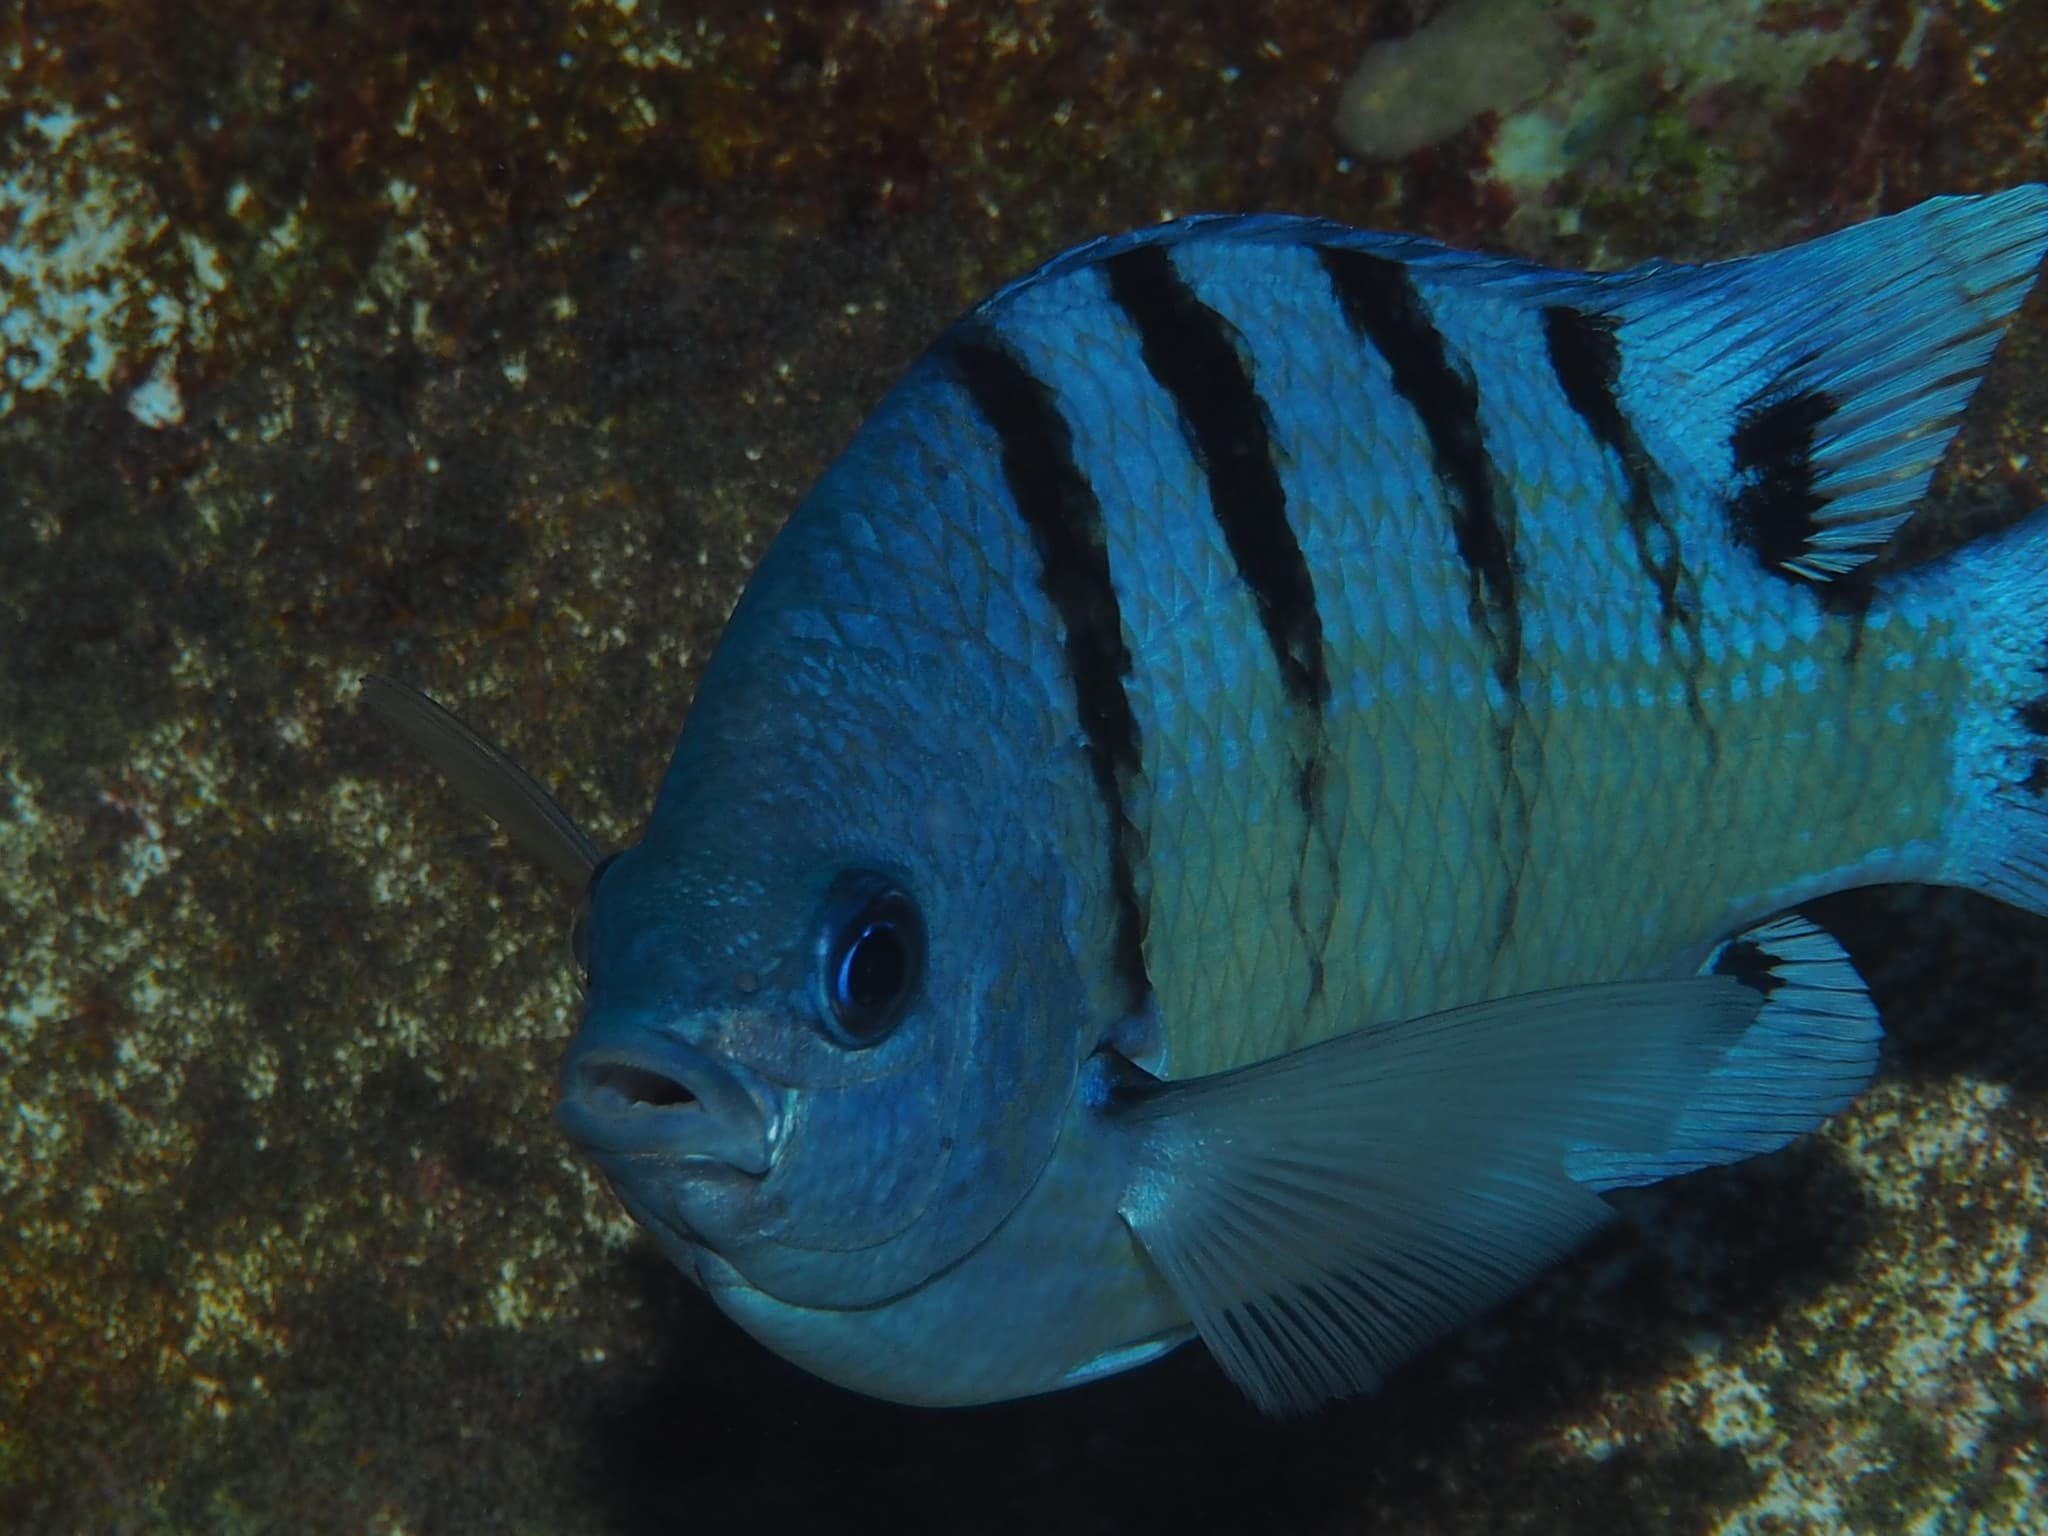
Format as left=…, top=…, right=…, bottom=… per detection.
left=1112, top=977, right=1760, bottom=1415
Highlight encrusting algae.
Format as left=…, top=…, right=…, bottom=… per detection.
left=3, top=2, right=2048, bottom=1532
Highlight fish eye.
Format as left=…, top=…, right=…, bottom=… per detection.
left=570, top=851, right=621, bottom=994
left=817, top=874, right=924, bottom=1047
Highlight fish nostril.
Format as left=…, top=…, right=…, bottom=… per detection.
left=585, top=1062, right=700, bottom=1111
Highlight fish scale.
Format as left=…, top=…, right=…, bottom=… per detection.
left=993, top=228, right=1976, bottom=1075
left=375, top=187, right=2048, bottom=1413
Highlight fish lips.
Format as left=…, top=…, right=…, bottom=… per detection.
left=557, top=1017, right=780, bottom=1182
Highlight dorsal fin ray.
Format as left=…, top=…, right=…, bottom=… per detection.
left=974, top=190, right=2048, bottom=583
left=1583, top=187, right=2048, bottom=581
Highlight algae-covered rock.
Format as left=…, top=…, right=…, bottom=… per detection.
left=3, top=2, right=2046, bottom=1532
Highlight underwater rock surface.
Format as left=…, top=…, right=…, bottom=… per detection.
left=2, top=1, right=2046, bottom=1531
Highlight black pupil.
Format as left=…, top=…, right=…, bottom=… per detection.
left=840, top=920, right=906, bottom=1014
left=821, top=879, right=921, bottom=1047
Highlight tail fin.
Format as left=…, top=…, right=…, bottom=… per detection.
left=1936, top=505, right=2048, bottom=916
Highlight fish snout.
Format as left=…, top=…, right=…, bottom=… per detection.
left=558, top=1025, right=776, bottom=1177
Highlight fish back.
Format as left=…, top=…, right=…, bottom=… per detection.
left=936, top=194, right=2047, bottom=1077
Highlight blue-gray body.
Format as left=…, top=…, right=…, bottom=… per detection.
left=554, top=189, right=2048, bottom=1413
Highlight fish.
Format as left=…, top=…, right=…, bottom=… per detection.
left=370, top=187, right=2048, bottom=1415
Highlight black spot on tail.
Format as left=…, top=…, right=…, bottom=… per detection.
left=1728, top=386, right=1837, bottom=580
left=947, top=328, right=1152, bottom=1008
left=2015, top=679, right=2048, bottom=797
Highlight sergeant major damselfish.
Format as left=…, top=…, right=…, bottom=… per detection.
left=369, top=187, right=2048, bottom=1414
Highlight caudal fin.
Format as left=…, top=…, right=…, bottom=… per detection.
left=1935, top=506, right=2048, bottom=915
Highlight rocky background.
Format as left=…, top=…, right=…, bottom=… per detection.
left=3, top=1, right=2047, bottom=1532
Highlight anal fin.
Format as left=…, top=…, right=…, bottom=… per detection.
left=1568, top=913, right=1881, bottom=1191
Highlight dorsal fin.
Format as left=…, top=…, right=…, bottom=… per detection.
left=969, top=190, right=2048, bottom=585
left=1580, top=187, right=2048, bottom=581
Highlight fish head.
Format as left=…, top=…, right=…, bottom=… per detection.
left=557, top=425, right=1131, bottom=1390
left=560, top=843, right=1076, bottom=1312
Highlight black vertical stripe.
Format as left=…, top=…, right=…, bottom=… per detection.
left=1101, top=243, right=1330, bottom=714
left=1317, top=246, right=1521, bottom=699
left=1541, top=307, right=1636, bottom=475
left=1319, top=244, right=1529, bottom=952
left=947, top=327, right=1152, bottom=1006
left=1103, top=242, right=1336, bottom=1003
left=1542, top=304, right=1712, bottom=729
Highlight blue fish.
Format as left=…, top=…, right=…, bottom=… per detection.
left=375, top=188, right=2048, bottom=1414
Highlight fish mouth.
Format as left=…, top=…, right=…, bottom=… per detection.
left=557, top=1027, right=774, bottom=1177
